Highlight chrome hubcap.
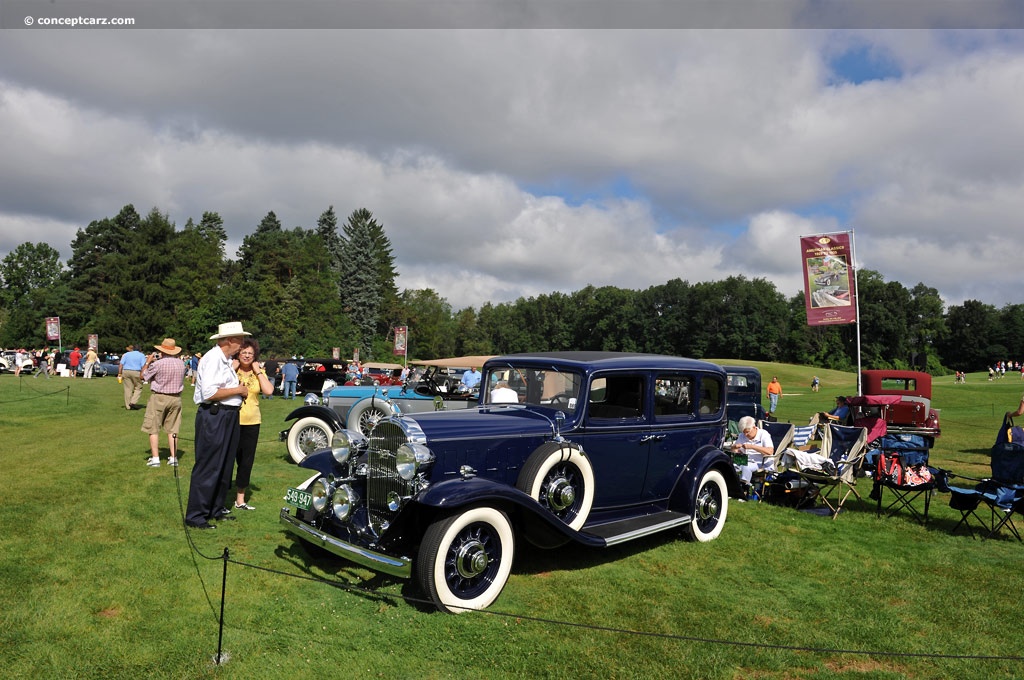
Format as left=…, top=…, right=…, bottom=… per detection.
left=544, top=476, right=576, bottom=512
left=696, top=488, right=719, bottom=521
left=455, top=540, right=489, bottom=579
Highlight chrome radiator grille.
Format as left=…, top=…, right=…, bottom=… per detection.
left=367, top=420, right=411, bottom=534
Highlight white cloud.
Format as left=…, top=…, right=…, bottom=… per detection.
left=2, top=28, right=1024, bottom=311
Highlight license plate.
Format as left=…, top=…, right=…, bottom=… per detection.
left=285, top=487, right=313, bottom=510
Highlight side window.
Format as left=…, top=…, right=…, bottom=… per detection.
left=698, top=376, right=724, bottom=415
left=588, top=374, right=646, bottom=420
left=654, top=375, right=695, bottom=418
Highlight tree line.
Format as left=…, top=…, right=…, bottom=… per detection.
left=1, top=203, right=1020, bottom=373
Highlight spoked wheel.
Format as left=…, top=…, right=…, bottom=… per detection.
left=286, top=416, right=333, bottom=464
left=516, top=443, right=594, bottom=531
left=346, top=401, right=392, bottom=436
left=686, top=469, right=729, bottom=542
left=416, top=506, right=515, bottom=613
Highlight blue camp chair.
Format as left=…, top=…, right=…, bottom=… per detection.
left=948, top=416, right=1024, bottom=540
left=873, top=433, right=945, bottom=524
left=747, top=421, right=795, bottom=500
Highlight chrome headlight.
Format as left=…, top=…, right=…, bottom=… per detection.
left=304, top=393, right=321, bottom=406
left=331, top=429, right=367, bottom=464
left=310, top=478, right=332, bottom=513
left=331, top=484, right=358, bottom=520
left=395, top=442, right=435, bottom=481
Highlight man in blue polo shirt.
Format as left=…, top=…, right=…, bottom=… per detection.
left=460, top=366, right=481, bottom=392
left=118, top=345, right=147, bottom=410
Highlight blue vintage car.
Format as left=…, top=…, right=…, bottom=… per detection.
left=280, top=363, right=479, bottom=463
left=280, top=351, right=739, bottom=613
left=722, top=365, right=766, bottom=424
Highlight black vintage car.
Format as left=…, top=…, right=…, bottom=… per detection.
left=294, top=359, right=350, bottom=395
left=280, top=352, right=739, bottom=613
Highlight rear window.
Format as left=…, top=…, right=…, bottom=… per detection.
left=881, top=378, right=916, bottom=391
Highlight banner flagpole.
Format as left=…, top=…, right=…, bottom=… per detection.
left=849, top=229, right=862, bottom=396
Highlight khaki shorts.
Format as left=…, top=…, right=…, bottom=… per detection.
left=141, top=392, right=183, bottom=435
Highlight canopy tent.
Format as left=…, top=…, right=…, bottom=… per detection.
left=409, top=355, right=496, bottom=368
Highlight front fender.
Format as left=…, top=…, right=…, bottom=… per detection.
left=284, top=405, right=345, bottom=431
left=297, top=449, right=341, bottom=477
left=345, top=394, right=403, bottom=419
left=411, top=477, right=606, bottom=548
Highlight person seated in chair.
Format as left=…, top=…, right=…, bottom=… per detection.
left=811, top=395, right=850, bottom=426
left=731, top=416, right=776, bottom=487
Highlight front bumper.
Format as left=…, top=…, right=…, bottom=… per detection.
left=279, top=507, right=412, bottom=578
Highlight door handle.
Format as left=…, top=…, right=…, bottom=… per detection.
left=640, top=434, right=666, bottom=443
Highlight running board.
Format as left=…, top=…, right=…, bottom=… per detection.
left=582, top=511, right=692, bottom=546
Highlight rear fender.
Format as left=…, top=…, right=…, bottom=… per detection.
left=670, top=446, right=741, bottom=510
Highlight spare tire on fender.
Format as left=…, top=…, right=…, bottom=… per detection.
left=516, top=442, right=594, bottom=531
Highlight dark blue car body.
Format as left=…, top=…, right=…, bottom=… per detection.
left=280, top=351, right=739, bottom=612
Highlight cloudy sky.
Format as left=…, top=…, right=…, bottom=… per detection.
left=2, top=2, right=1024, bottom=311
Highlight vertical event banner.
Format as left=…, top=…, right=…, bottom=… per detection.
left=88, top=334, right=98, bottom=352
left=45, top=316, right=61, bottom=341
left=800, top=232, right=857, bottom=326
left=393, top=326, right=408, bottom=356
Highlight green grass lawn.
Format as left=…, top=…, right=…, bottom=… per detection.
left=2, top=366, right=1023, bottom=679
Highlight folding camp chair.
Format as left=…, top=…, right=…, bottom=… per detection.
left=748, top=421, right=795, bottom=500
left=873, top=433, right=943, bottom=524
left=948, top=485, right=990, bottom=539
left=759, top=420, right=794, bottom=459
left=979, top=482, right=1024, bottom=541
left=790, top=423, right=869, bottom=519
left=791, top=425, right=816, bottom=449
left=948, top=416, right=1024, bottom=540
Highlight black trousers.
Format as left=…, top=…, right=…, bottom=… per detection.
left=233, top=424, right=260, bottom=491
left=185, top=406, right=240, bottom=525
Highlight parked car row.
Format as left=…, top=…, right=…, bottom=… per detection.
left=0, top=350, right=121, bottom=377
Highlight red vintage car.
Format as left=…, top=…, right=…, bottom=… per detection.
left=851, top=370, right=940, bottom=443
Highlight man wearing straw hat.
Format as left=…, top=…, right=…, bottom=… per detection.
left=185, top=322, right=251, bottom=530
left=141, top=338, right=187, bottom=468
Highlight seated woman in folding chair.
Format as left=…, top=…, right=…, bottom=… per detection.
left=731, top=416, right=776, bottom=496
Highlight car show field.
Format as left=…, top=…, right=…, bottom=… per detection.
left=2, top=363, right=1023, bottom=679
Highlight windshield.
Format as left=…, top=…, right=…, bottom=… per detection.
left=483, top=365, right=582, bottom=412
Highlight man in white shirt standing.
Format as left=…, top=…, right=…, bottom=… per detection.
left=185, top=322, right=251, bottom=530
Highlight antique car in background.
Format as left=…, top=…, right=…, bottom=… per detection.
left=294, top=359, right=350, bottom=395
left=851, top=369, right=940, bottom=444
left=722, top=365, right=766, bottom=424
left=280, top=351, right=739, bottom=613
left=280, top=356, right=494, bottom=463
left=358, top=362, right=405, bottom=386
left=0, top=351, right=17, bottom=372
